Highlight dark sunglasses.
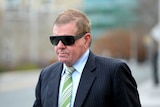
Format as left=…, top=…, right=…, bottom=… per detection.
left=50, top=32, right=87, bottom=46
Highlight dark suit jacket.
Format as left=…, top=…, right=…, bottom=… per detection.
left=33, top=51, right=141, bottom=107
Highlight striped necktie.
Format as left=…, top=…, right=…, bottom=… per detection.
left=60, top=66, right=75, bottom=107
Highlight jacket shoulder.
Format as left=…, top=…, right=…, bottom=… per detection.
left=40, top=62, right=62, bottom=77
left=94, top=54, right=126, bottom=66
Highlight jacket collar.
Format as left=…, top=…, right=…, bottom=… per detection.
left=74, top=51, right=96, bottom=107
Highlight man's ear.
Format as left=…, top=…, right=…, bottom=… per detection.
left=84, top=33, right=91, bottom=47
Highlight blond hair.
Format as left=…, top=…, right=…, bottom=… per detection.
left=54, top=9, right=91, bottom=34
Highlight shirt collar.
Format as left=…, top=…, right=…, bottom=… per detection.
left=62, top=49, right=89, bottom=75
left=73, top=49, right=89, bottom=74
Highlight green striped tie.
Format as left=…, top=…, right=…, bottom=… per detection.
left=60, top=67, right=75, bottom=107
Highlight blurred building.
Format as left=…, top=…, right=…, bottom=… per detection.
left=0, top=0, right=82, bottom=71
left=83, top=0, right=158, bottom=63
left=0, top=0, right=159, bottom=71
left=82, top=0, right=138, bottom=38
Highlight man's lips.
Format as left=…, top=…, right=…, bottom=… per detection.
left=58, top=53, right=67, bottom=56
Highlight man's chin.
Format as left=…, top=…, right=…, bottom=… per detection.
left=58, top=58, right=72, bottom=66
left=58, top=58, right=67, bottom=63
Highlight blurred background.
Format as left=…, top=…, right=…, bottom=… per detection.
left=0, top=0, right=160, bottom=107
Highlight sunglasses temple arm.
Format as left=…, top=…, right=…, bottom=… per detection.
left=74, top=32, right=86, bottom=40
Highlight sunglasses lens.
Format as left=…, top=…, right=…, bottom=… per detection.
left=50, top=36, right=75, bottom=46
left=63, top=36, right=74, bottom=45
left=50, top=37, right=59, bottom=45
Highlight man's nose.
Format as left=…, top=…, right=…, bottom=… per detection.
left=57, top=41, right=65, bottom=47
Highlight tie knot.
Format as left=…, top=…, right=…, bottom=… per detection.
left=65, top=67, right=75, bottom=75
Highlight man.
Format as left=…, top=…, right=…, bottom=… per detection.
left=33, top=9, right=141, bottom=107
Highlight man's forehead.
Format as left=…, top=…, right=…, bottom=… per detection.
left=53, top=23, right=77, bottom=35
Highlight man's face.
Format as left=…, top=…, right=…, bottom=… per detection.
left=53, top=22, right=89, bottom=66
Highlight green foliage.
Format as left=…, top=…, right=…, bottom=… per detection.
left=0, top=65, right=6, bottom=73
left=0, top=63, right=40, bottom=72
left=15, top=63, right=39, bottom=71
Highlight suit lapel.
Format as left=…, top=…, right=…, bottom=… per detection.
left=46, top=63, right=63, bottom=107
left=74, top=52, right=96, bottom=107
